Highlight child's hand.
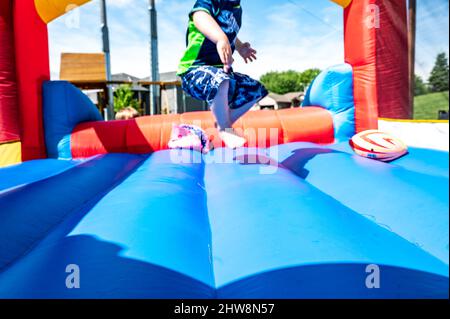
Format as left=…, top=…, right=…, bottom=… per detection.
left=237, top=42, right=257, bottom=64
left=217, top=38, right=233, bottom=73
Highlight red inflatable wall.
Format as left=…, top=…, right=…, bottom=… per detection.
left=13, top=0, right=50, bottom=160
left=344, top=0, right=411, bottom=130
left=0, top=0, right=20, bottom=144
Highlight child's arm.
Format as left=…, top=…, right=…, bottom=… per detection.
left=236, top=38, right=257, bottom=64
left=192, top=11, right=233, bottom=73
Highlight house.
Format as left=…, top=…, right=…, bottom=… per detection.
left=141, top=71, right=207, bottom=115
left=59, top=52, right=206, bottom=115
left=257, top=92, right=305, bottom=110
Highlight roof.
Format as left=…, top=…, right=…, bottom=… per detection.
left=60, top=53, right=106, bottom=82
left=259, top=92, right=304, bottom=106
left=283, top=92, right=304, bottom=101
left=112, top=73, right=141, bottom=82
left=258, top=95, right=278, bottom=107
left=141, top=71, right=180, bottom=82
left=112, top=73, right=148, bottom=92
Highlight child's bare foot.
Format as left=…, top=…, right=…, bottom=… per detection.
left=219, top=130, right=246, bottom=149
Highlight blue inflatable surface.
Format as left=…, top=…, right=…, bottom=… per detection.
left=0, top=144, right=448, bottom=299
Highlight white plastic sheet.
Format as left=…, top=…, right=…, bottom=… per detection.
left=379, top=120, right=449, bottom=151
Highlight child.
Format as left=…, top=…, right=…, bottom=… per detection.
left=177, top=0, right=268, bottom=149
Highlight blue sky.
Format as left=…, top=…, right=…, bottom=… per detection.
left=48, top=0, right=449, bottom=81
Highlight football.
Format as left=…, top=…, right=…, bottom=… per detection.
left=350, top=130, right=408, bottom=162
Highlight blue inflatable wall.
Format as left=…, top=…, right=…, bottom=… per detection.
left=303, top=63, right=355, bottom=141
left=43, top=81, right=102, bottom=159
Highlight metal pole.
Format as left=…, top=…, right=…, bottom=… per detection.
left=101, top=0, right=115, bottom=120
left=149, top=0, right=160, bottom=115
left=408, top=0, right=416, bottom=119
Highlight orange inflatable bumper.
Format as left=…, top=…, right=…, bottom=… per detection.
left=71, top=107, right=335, bottom=158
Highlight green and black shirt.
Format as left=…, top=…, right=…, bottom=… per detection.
left=177, top=0, right=243, bottom=75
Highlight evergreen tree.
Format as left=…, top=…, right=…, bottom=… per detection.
left=428, top=52, right=449, bottom=93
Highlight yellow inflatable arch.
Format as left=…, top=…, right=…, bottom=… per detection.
left=35, top=0, right=352, bottom=24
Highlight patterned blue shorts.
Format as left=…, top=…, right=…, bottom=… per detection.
left=181, top=66, right=268, bottom=109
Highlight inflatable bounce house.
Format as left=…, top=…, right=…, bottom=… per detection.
left=0, top=0, right=448, bottom=298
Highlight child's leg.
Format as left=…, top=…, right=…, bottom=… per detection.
left=210, top=80, right=232, bottom=130
left=229, top=99, right=258, bottom=125
left=210, top=80, right=247, bottom=149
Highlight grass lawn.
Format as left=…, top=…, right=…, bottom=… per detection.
left=414, top=91, right=449, bottom=120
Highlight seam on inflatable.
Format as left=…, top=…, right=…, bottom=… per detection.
left=274, top=110, right=287, bottom=145
left=63, top=83, right=72, bottom=158
left=205, top=162, right=218, bottom=293
left=160, top=118, right=165, bottom=151
left=0, top=158, right=88, bottom=195
left=201, top=161, right=219, bottom=293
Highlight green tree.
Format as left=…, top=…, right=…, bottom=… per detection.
left=299, top=68, right=321, bottom=89
left=260, top=70, right=301, bottom=94
left=260, top=69, right=321, bottom=95
left=113, top=85, right=140, bottom=113
left=414, top=74, right=428, bottom=96
left=428, top=52, right=449, bottom=93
